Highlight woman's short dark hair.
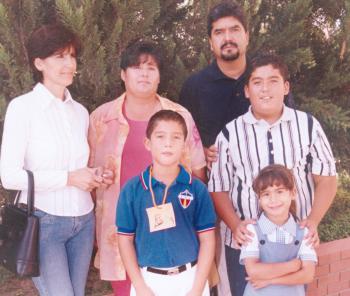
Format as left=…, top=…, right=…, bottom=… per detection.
left=207, top=1, right=248, bottom=36
left=146, top=110, right=188, bottom=140
left=26, top=23, right=81, bottom=82
left=245, top=52, right=290, bottom=85
left=120, top=40, right=163, bottom=73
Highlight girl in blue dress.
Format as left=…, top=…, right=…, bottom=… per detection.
left=240, top=164, right=317, bottom=296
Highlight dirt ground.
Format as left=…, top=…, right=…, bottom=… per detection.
left=0, top=265, right=113, bottom=296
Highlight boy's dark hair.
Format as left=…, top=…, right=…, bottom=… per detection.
left=253, top=164, right=297, bottom=218
left=26, top=23, right=81, bottom=83
left=120, top=40, right=163, bottom=73
left=245, top=52, right=290, bottom=85
left=146, top=110, right=188, bottom=140
left=207, top=1, right=248, bottom=36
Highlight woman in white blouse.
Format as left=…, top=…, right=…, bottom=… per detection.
left=0, top=23, right=103, bottom=296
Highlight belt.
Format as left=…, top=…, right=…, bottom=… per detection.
left=146, top=260, right=197, bottom=276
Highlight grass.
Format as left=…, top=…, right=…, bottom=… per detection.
left=0, top=264, right=112, bottom=296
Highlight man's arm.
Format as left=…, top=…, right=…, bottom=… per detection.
left=192, top=167, right=207, bottom=184
left=118, top=235, right=154, bottom=296
left=187, top=230, right=216, bottom=296
left=300, top=174, right=337, bottom=246
left=211, top=191, right=254, bottom=245
left=302, top=117, right=338, bottom=245
left=307, top=174, right=337, bottom=225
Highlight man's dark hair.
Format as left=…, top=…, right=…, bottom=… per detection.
left=245, top=52, right=290, bottom=85
left=120, top=40, right=163, bottom=73
left=207, top=1, right=248, bottom=36
left=146, top=110, right=188, bottom=140
left=26, top=23, right=81, bottom=83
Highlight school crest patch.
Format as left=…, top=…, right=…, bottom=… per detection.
left=178, top=189, right=193, bottom=209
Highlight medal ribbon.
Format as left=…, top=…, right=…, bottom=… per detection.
left=149, top=167, right=169, bottom=208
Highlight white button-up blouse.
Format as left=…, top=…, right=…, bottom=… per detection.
left=0, top=83, right=93, bottom=216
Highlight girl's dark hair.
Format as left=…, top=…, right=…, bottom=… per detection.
left=146, top=110, right=188, bottom=140
left=26, top=23, right=81, bottom=82
left=253, top=164, right=297, bottom=218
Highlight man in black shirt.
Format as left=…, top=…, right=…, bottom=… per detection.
left=179, top=2, right=251, bottom=296
left=179, top=1, right=250, bottom=164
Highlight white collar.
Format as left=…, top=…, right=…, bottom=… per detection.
left=242, top=105, right=294, bottom=127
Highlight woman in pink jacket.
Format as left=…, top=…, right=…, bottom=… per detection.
left=88, top=41, right=207, bottom=295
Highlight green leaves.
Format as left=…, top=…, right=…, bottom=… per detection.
left=0, top=0, right=349, bottom=171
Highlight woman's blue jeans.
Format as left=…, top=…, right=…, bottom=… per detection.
left=32, top=210, right=95, bottom=296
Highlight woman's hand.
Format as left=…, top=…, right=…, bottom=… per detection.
left=94, top=167, right=114, bottom=188
left=101, top=168, right=114, bottom=186
left=67, top=167, right=103, bottom=191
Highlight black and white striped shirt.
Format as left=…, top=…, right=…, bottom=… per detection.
left=208, top=106, right=336, bottom=248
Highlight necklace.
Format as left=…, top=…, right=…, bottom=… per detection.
left=148, top=167, right=169, bottom=208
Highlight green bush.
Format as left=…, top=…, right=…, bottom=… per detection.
left=319, top=171, right=350, bottom=242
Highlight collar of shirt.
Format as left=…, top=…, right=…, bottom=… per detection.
left=258, top=213, right=297, bottom=237
left=242, top=105, right=294, bottom=127
left=139, top=165, right=192, bottom=190
left=34, top=83, right=74, bottom=109
left=208, top=59, right=246, bottom=82
left=100, top=92, right=184, bottom=125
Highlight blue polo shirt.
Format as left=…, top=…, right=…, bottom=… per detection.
left=116, top=165, right=216, bottom=268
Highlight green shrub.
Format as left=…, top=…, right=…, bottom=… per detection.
left=319, top=171, right=350, bottom=242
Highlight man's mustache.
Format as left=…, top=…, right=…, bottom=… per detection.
left=221, top=42, right=238, bottom=50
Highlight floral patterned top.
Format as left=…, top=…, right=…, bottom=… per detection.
left=88, top=92, right=206, bottom=280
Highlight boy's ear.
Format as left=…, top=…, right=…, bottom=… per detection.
left=244, top=85, right=250, bottom=100
left=144, top=137, right=151, bottom=151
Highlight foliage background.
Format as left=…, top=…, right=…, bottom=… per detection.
left=0, top=0, right=349, bottom=236
left=1, top=0, right=350, bottom=168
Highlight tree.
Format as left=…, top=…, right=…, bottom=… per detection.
left=0, top=0, right=349, bottom=170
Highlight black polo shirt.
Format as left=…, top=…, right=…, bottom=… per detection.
left=179, top=60, right=250, bottom=147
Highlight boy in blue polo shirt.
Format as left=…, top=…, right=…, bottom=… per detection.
left=117, top=110, right=216, bottom=296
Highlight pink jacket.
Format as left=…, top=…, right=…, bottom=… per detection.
left=88, top=92, right=206, bottom=280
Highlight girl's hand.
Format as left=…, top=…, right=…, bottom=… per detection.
left=247, top=277, right=271, bottom=289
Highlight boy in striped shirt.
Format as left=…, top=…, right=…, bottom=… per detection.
left=208, top=52, right=337, bottom=296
